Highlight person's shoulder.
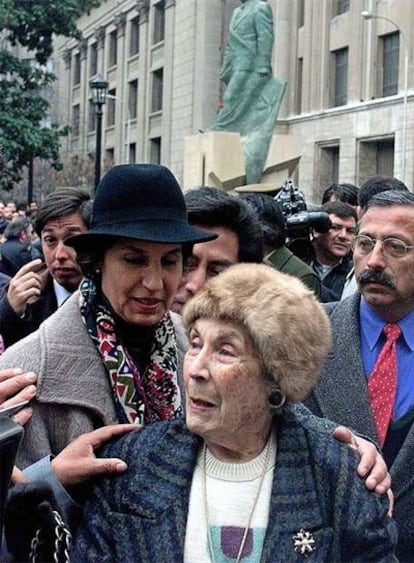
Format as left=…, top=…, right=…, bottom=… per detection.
left=323, top=292, right=359, bottom=317
left=285, top=405, right=359, bottom=468
left=102, top=418, right=188, bottom=461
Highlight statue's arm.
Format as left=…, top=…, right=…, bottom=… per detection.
left=254, top=3, right=274, bottom=74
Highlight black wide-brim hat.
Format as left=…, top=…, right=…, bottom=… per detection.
left=66, top=164, right=217, bottom=250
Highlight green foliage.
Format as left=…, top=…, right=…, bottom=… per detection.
left=0, top=0, right=101, bottom=190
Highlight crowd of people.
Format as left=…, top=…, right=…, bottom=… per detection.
left=0, top=166, right=412, bottom=561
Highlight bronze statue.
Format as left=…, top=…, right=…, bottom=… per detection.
left=211, top=0, right=286, bottom=184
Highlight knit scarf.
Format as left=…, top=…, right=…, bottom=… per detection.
left=79, top=278, right=183, bottom=425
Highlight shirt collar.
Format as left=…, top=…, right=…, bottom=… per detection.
left=53, top=279, right=72, bottom=307
left=360, top=297, right=414, bottom=352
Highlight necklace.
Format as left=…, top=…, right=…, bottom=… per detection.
left=203, top=437, right=273, bottom=563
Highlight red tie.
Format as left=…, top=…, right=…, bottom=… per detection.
left=368, top=323, right=401, bottom=447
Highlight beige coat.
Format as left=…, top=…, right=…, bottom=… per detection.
left=0, top=292, right=188, bottom=468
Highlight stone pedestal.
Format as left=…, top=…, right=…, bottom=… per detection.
left=183, top=132, right=245, bottom=191
left=183, top=131, right=302, bottom=192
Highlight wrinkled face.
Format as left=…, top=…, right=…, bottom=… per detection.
left=41, top=212, right=86, bottom=291
left=314, top=213, right=356, bottom=260
left=101, top=239, right=183, bottom=326
left=354, top=205, right=414, bottom=319
left=184, top=318, right=272, bottom=460
left=171, top=226, right=238, bottom=314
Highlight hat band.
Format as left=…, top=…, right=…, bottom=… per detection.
left=92, top=206, right=186, bottom=226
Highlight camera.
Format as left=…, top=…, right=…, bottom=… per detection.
left=274, top=180, right=332, bottom=241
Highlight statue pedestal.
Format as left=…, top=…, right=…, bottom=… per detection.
left=183, top=132, right=302, bottom=192
left=183, top=132, right=245, bottom=191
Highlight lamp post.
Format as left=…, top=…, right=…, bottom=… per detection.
left=89, top=74, right=108, bottom=192
left=361, top=11, right=409, bottom=184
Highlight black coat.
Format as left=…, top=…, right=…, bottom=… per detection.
left=0, top=275, right=58, bottom=348
left=0, top=239, right=33, bottom=277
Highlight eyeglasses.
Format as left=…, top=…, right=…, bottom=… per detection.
left=353, top=234, right=414, bottom=258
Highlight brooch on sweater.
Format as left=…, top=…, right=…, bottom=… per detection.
left=292, top=528, right=316, bottom=556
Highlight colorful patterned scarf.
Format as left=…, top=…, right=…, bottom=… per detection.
left=79, top=278, right=183, bottom=425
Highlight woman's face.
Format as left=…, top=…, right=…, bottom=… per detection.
left=184, top=318, right=272, bottom=461
left=101, top=238, right=183, bottom=326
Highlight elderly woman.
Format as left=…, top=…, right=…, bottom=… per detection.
left=71, top=264, right=397, bottom=562
left=0, top=164, right=215, bottom=470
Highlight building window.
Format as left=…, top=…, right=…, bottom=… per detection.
left=332, top=48, right=348, bottom=107
left=382, top=32, right=399, bottom=97
left=295, top=58, right=303, bottom=114
left=128, top=79, right=138, bottom=119
left=108, top=30, right=117, bottom=67
left=333, top=0, right=349, bottom=16
left=153, top=1, right=165, bottom=44
left=107, top=88, right=116, bottom=126
left=73, top=53, right=81, bottom=86
left=359, top=138, right=395, bottom=183
left=151, top=68, right=163, bottom=112
left=104, top=148, right=115, bottom=170
left=298, top=0, right=305, bottom=27
left=319, top=144, right=339, bottom=193
left=89, top=43, right=98, bottom=77
left=72, top=104, right=80, bottom=136
left=88, top=99, right=95, bottom=132
left=129, top=16, right=140, bottom=56
left=150, top=137, right=161, bottom=164
left=129, top=143, right=136, bottom=163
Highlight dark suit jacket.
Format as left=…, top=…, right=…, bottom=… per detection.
left=305, top=293, right=414, bottom=562
left=0, top=275, right=58, bottom=348
left=72, top=408, right=396, bottom=562
left=0, top=239, right=33, bottom=277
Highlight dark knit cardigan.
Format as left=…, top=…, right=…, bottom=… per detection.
left=72, top=406, right=397, bottom=562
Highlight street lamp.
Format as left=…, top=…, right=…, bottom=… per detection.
left=361, top=10, right=409, bottom=184
left=89, top=74, right=108, bottom=192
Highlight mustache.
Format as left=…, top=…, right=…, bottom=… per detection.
left=357, top=269, right=397, bottom=290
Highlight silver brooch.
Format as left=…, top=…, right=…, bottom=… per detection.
left=292, top=528, right=316, bottom=556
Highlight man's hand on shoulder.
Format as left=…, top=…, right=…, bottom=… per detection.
left=51, top=424, right=139, bottom=488
left=333, top=426, right=391, bottom=495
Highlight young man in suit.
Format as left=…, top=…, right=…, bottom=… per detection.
left=0, top=188, right=91, bottom=348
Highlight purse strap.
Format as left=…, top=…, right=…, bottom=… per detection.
left=30, top=509, right=72, bottom=563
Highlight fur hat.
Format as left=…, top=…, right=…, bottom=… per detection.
left=182, top=263, right=332, bottom=402
left=66, top=164, right=216, bottom=250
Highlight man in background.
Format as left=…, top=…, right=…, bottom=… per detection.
left=171, top=186, right=262, bottom=314
left=239, top=192, right=321, bottom=296
left=309, top=201, right=357, bottom=301
left=0, top=187, right=91, bottom=348
left=0, top=217, right=34, bottom=277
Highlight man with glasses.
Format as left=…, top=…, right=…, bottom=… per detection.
left=305, top=189, right=414, bottom=562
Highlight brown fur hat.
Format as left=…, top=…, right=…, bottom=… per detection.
left=182, top=263, right=332, bottom=403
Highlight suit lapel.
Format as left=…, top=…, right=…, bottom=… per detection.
left=389, top=422, right=414, bottom=499
left=314, top=295, right=378, bottom=440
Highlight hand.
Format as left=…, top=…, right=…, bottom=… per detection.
left=0, top=368, right=37, bottom=425
left=333, top=426, right=391, bottom=494
left=7, top=259, right=48, bottom=316
left=11, top=466, right=28, bottom=485
left=51, top=424, right=138, bottom=487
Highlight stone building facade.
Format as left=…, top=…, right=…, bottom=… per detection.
left=53, top=0, right=413, bottom=202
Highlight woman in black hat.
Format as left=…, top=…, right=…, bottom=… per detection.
left=0, top=164, right=216, bottom=475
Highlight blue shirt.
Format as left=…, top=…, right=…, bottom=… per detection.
left=360, top=298, right=414, bottom=420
